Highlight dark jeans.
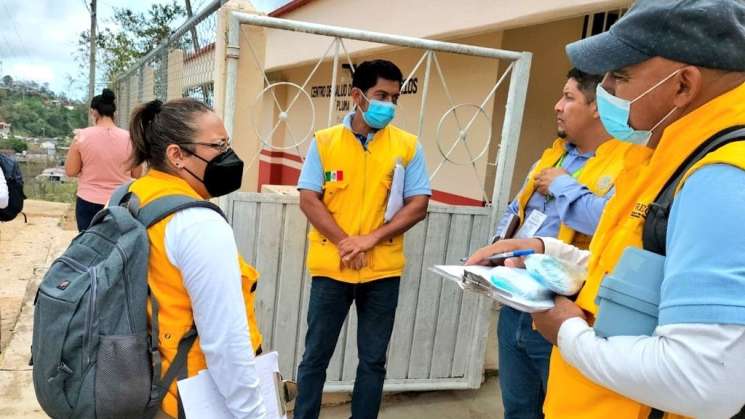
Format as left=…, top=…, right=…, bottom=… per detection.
left=498, top=305, right=553, bottom=419
left=75, top=196, right=104, bottom=232
left=294, top=276, right=400, bottom=419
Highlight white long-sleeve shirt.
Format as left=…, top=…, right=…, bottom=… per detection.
left=541, top=236, right=745, bottom=418
left=165, top=207, right=267, bottom=419
left=0, top=166, right=8, bottom=209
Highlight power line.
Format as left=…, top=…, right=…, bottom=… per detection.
left=1, top=2, right=34, bottom=64
left=81, top=0, right=91, bottom=13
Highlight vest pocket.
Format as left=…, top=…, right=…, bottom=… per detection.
left=322, top=181, right=348, bottom=214
left=370, top=237, right=405, bottom=272
left=307, top=229, right=341, bottom=273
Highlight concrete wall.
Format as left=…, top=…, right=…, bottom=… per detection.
left=262, top=0, right=629, bottom=71
left=257, top=31, right=504, bottom=203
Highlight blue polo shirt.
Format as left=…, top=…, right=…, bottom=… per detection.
left=498, top=142, right=614, bottom=238
left=297, top=112, right=432, bottom=198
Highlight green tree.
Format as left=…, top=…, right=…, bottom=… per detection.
left=0, top=136, right=28, bottom=153
left=2, top=75, right=12, bottom=87
left=76, top=1, right=186, bottom=83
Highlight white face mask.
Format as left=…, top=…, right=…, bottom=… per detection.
left=596, top=68, right=683, bottom=145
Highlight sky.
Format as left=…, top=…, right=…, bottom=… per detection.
left=0, top=0, right=289, bottom=100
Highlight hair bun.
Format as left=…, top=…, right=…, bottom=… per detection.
left=142, top=99, right=163, bottom=125
left=101, top=88, right=116, bottom=104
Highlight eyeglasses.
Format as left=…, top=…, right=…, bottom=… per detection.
left=190, top=138, right=231, bottom=153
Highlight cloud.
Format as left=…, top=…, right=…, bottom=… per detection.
left=0, top=0, right=288, bottom=99
left=0, top=0, right=91, bottom=97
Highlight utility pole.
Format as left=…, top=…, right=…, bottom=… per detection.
left=88, top=0, right=97, bottom=125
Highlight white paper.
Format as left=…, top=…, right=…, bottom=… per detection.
left=429, top=264, right=554, bottom=313
left=176, top=352, right=287, bottom=419
left=255, top=351, right=287, bottom=419
left=384, top=162, right=405, bottom=222
left=177, top=370, right=233, bottom=419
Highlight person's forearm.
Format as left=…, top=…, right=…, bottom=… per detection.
left=300, top=194, right=348, bottom=245
left=64, top=144, right=81, bottom=177
left=540, top=237, right=590, bottom=269
left=0, top=175, right=8, bottom=209
left=558, top=318, right=745, bottom=419
left=369, top=195, right=428, bottom=243
left=550, top=175, right=611, bottom=235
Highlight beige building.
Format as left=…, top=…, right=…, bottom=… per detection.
left=245, top=0, right=631, bottom=205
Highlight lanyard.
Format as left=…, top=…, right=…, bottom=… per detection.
left=554, top=152, right=584, bottom=179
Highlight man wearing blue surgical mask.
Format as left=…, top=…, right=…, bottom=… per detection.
left=295, top=59, right=431, bottom=419
left=468, top=1, right=745, bottom=417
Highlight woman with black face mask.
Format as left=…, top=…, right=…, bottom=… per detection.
left=126, top=98, right=267, bottom=418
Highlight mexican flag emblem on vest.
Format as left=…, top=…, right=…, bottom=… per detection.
left=324, top=170, right=344, bottom=182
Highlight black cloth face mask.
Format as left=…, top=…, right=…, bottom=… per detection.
left=181, top=147, right=244, bottom=197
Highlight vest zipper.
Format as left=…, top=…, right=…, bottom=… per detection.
left=359, top=145, right=369, bottom=283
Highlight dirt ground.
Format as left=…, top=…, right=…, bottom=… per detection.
left=0, top=200, right=504, bottom=419
left=0, top=200, right=77, bottom=352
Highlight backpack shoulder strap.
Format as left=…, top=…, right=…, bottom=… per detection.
left=139, top=196, right=226, bottom=419
left=643, top=125, right=745, bottom=255
left=108, top=181, right=135, bottom=207
left=136, top=195, right=226, bottom=228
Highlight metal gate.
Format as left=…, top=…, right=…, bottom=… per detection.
left=222, top=11, right=532, bottom=391
left=111, top=1, right=532, bottom=392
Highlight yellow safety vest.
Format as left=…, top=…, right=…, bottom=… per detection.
left=516, top=138, right=645, bottom=249
left=129, top=170, right=263, bottom=417
left=544, top=82, right=745, bottom=419
left=306, top=123, right=418, bottom=283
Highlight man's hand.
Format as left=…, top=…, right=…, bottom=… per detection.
left=465, top=238, right=544, bottom=266
left=339, top=235, right=379, bottom=263
left=341, top=252, right=367, bottom=270
left=534, top=167, right=569, bottom=196
left=531, top=296, right=586, bottom=345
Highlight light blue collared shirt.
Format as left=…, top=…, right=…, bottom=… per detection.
left=498, top=142, right=614, bottom=238
left=659, top=164, right=745, bottom=326
left=297, top=112, right=432, bottom=198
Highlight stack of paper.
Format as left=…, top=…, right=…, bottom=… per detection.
left=177, top=351, right=288, bottom=419
left=430, top=265, right=554, bottom=313
left=384, top=161, right=405, bottom=223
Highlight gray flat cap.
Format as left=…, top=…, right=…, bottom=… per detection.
left=567, top=0, right=745, bottom=74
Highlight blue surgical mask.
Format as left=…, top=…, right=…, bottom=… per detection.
left=359, top=93, right=396, bottom=129
left=596, top=69, right=682, bottom=145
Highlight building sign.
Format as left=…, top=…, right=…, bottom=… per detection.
left=310, top=78, right=419, bottom=119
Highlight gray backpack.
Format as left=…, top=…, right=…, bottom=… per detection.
left=32, top=182, right=223, bottom=418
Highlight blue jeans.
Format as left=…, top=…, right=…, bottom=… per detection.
left=498, top=305, right=553, bottom=419
left=294, top=276, right=400, bottom=419
left=75, top=196, right=104, bottom=232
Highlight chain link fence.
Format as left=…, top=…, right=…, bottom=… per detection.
left=112, top=0, right=222, bottom=128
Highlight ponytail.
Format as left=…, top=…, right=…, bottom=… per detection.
left=129, top=98, right=212, bottom=170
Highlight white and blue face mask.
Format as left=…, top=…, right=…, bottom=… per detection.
left=596, top=69, right=682, bottom=145
left=357, top=90, right=396, bottom=129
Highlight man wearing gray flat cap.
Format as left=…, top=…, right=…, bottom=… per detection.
left=467, top=1, right=745, bottom=418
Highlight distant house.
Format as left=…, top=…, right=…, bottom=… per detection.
left=40, top=141, right=56, bottom=157
left=36, top=167, right=72, bottom=183
left=0, top=122, right=11, bottom=139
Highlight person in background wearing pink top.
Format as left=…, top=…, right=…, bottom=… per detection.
left=65, top=88, right=142, bottom=231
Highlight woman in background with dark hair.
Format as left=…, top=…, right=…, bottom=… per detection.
left=65, top=88, right=141, bottom=231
